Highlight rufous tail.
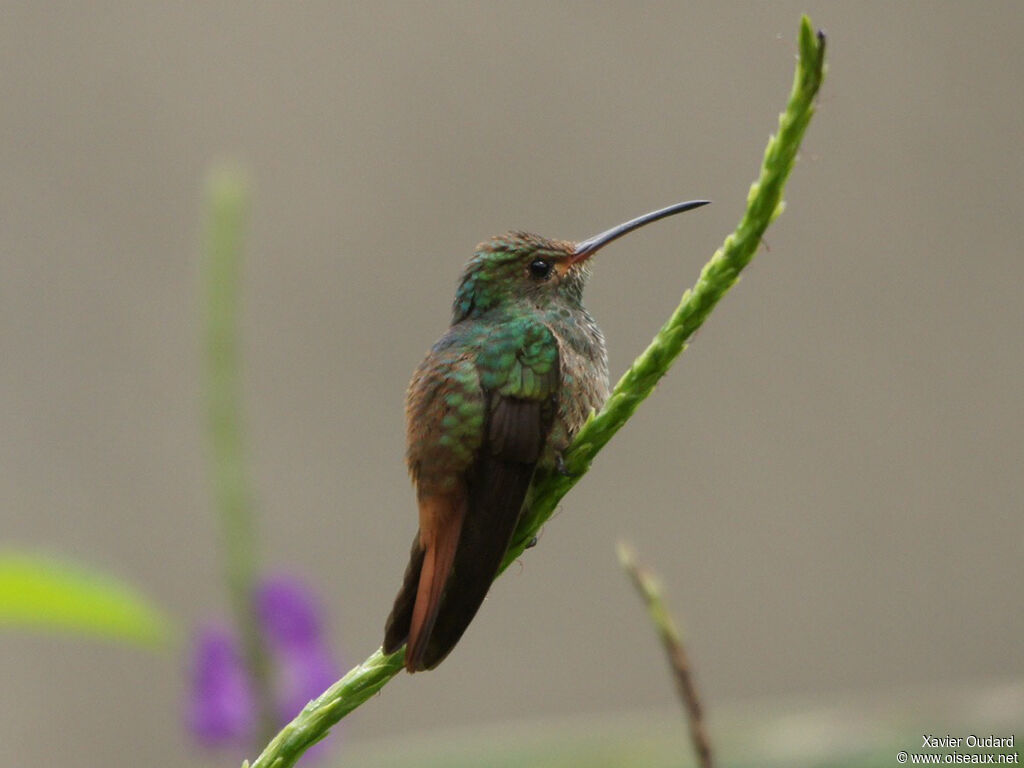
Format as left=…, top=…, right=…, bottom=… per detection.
left=403, top=494, right=465, bottom=672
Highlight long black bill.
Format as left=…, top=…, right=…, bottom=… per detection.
left=573, top=199, right=710, bottom=262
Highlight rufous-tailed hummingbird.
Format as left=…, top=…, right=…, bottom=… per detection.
left=384, top=200, right=709, bottom=672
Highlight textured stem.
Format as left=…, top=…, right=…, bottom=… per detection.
left=204, top=165, right=276, bottom=742
left=244, top=17, right=825, bottom=768
left=619, top=543, right=712, bottom=768
left=244, top=650, right=406, bottom=768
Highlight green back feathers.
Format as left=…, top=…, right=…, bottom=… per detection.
left=476, top=319, right=559, bottom=400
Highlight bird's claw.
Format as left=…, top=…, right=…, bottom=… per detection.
left=524, top=536, right=539, bottom=550
left=555, top=453, right=571, bottom=477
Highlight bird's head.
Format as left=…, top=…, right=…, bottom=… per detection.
left=452, top=200, right=709, bottom=322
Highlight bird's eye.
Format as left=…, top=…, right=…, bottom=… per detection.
left=528, top=258, right=553, bottom=280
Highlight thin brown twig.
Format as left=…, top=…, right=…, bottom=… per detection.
left=618, top=542, right=712, bottom=768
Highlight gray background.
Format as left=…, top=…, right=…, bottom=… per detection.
left=1, top=2, right=1021, bottom=766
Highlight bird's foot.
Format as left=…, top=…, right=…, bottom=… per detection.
left=555, top=453, right=571, bottom=477
left=524, top=535, right=539, bottom=550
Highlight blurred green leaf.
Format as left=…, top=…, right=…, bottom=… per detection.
left=0, top=552, right=171, bottom=647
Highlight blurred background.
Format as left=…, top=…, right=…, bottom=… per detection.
left=1, top=2, right=1021, bottom=766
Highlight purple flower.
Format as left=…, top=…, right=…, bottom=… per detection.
left=186, top=575, right=341, bottom=758
left=257, top=576, right=326, bottom=652
left=256, top=576, right=342, bottom=722
left=186, top=626, right=255, bottom=746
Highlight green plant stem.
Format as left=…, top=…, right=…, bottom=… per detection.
left=204, top=165, right=276, bottom=742
left=505, top=19, right=825, bottom=567
left=618, top=542, right=712, bottom=768
left=244, top=17, right=825, bottom=768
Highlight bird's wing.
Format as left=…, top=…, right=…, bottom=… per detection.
left=386, top=320, right=561, bottom=671
left=385, top=340, right=484, bottom=663
left=412, top=319, right=560, bottom=670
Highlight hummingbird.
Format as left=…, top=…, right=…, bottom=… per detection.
left=383, top=199, right=710, bottom=672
